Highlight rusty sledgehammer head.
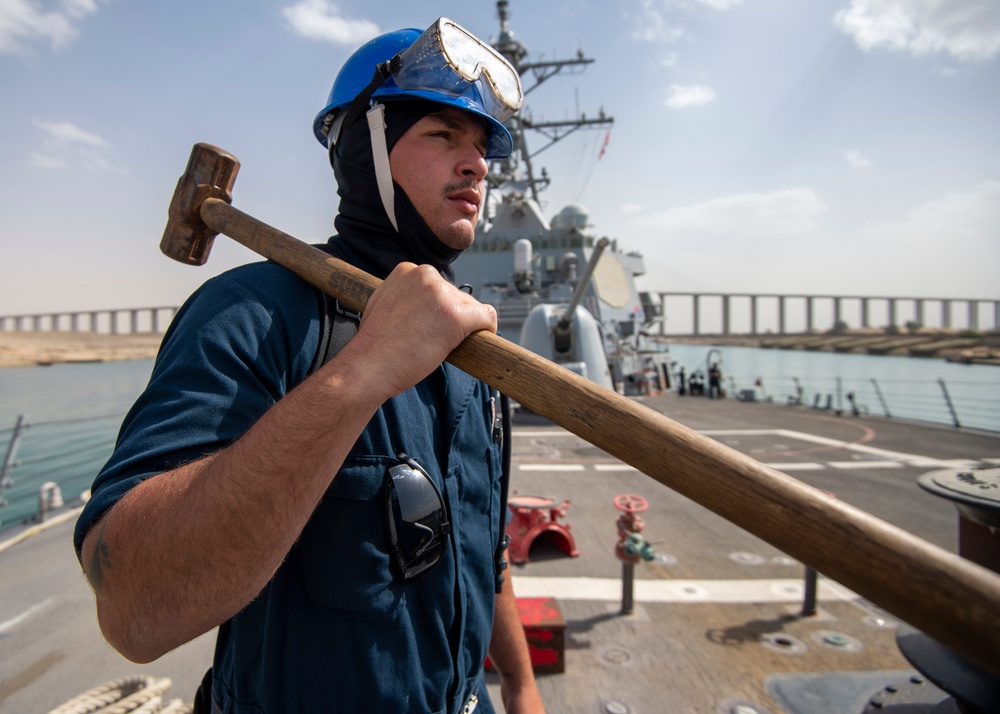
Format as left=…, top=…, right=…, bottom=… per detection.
left=160, top=142, right=240, bottom=266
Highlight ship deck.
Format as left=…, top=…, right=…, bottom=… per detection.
left=2, top=393, right=999, bottom=713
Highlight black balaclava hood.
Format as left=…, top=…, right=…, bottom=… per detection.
left=331, top=99, right=464, bottom=281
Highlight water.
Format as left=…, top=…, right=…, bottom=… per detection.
left=0, top=360, right=154, bottom=531
left=1, top=348, right=998, bottom=532
left=668, top=343, right=1000, bottom=433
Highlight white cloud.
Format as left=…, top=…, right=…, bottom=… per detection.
left=283, top=0, right=379, bottom=45
left=34, top=119, right=106, bottom=146
left=26, top=151, right=69, bottom=170
left=874, top=180, right=1000, bottom=247
left=659, top=52, right=680, bottom=68
left=632, top=183, right=998, bottom=298
left=621, top=202, right=643, bottom=215
left=62, top=0, right=97, bottom=19
left=0, top=0, right=104, bottom=55
left=844, top=149, right=872, bottom=168
left=631, top=1, right=740, bottom=48
left=634, top=188, right=827, bottom=239
left=76, top=146, right=126, bottom=173
left=630, top=0, right=686, bottom=43
left=838, top=181, right=1000, bottom=296
left=834, top=0, right=1000, bottom=61
left=696, top=0, right=743, bottom=9
left=665, top=84, right=716, bottom=109
left=29, top=119, right=126, bottom=173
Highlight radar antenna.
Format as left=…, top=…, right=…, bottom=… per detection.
left=490, top=0, right=614, bottom=204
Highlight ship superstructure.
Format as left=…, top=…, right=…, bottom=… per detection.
left=453, top=1, right=670, bottom=393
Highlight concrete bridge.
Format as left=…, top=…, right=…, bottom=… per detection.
left=0, top=307, right=178, bottom=335
left=653, top=292, right=1000, bottom=336
left=1, top=293, right=998, bottom=338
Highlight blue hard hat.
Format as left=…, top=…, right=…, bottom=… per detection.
left=312, top=27, right=514, bottom=159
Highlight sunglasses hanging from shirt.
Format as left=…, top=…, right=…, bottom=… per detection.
left=384, top=452, right=451, bottom=582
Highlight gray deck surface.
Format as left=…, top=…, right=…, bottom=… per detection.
left=3, top=393, right=997, bottom=713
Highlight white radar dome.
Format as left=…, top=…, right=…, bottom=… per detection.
left=514, top=239, right=533, bottom=274
left=553, top=204, right=589, bottom=230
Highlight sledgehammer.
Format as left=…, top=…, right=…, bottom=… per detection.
left=162, top=142, right=1000, bottom=678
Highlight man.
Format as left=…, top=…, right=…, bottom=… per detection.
left=74, top=18, right=544, bottom=714
left=708, top=362, right=722, bottom=399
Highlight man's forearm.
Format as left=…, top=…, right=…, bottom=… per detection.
left=81, top=264, right=499, bottom=664
left=81, top=353, right=383, bottom=663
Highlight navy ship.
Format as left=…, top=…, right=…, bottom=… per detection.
left=453, top=0, right=671, bottom=396
left=2, top=5, right=998, bottom=714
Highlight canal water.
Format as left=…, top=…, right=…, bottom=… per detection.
left=0, top=359, right=154, bottom=531
left=2, top=347, right=998, bottom=531
left=667, top=343, right=1000, bottom=433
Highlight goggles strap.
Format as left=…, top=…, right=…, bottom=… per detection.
left=334, top=59, right=399, bottom=150
left=367, top=102, right=398, bottom=231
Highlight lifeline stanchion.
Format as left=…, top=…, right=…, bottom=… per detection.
left=801, top=567, right=818, bottom=617
left=0, top=413, right=29, bottom=527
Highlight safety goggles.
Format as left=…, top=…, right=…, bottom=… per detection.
left=384, top=453, right=451, bottom=582
left=393, top=17, right=524, bottom=124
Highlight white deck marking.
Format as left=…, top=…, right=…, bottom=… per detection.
left=700, top=430, right=778, bottom=437
left=763, top=462, right=825, bottom=471
left=830, top=461, right=904, bottom=470
left=772, top=429, right=980, bottom=468
left=0, top=598, right=53, bottom=633
left=512, top=426, right=993, bottom=472
left=512, top=577, right=857, bottom=604
left=702, top=429, right=983, bottom=469
left=518, top=464, right=585, bottom=472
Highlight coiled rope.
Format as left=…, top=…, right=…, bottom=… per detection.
left=47, top=676, right=192, bottom=714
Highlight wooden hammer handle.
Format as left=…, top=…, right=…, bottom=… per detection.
left=200, top=196, right=1000, bottom=677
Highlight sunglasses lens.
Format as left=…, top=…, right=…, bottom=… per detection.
left=386, top=460, right=450, bottom=581
left=389, top=463, right=443, bottom=522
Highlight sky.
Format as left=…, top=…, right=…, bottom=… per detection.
left=1, top=0, right=998, bottom=318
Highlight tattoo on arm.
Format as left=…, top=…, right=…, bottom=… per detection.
left=88, top=519, right=112, bottom=594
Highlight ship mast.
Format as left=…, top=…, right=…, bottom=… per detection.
left=489, top=0, right=614, bottom=205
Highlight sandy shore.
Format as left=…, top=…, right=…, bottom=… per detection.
left=2, top=329, right=995, bottom=368
left=0, top=331, right=164, bottom=368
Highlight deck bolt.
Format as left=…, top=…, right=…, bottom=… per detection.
left=602, top=647, right=631, bottom=664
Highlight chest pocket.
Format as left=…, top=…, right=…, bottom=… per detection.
left=286, top=455, right=405, bottom=622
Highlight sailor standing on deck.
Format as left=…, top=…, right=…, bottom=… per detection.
left=708, top=362, right=723, bottom=400
left=74, top=18, right=544, bottom=714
